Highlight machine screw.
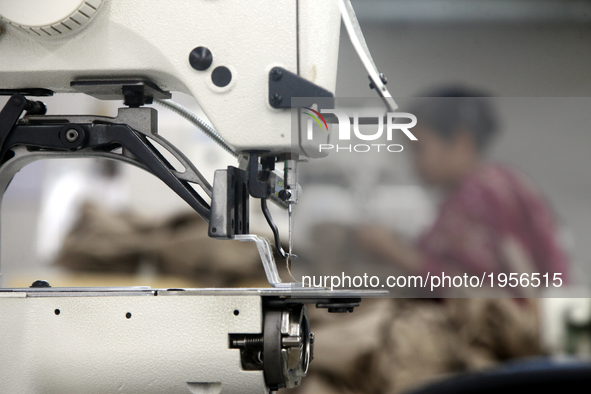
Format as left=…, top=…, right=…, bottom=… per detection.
left=270, top=68, right=283, bottom=81
left=65, top=128, right=80, bottom=143
left=368, top=73, right=388, bottom=90
left=278, top=189, right=291, bottom=201
left=231, top=336, right=264, bottom=349
left=12, top=96, right=22, bottom=106
left=270, top=93, right=283, bottom=107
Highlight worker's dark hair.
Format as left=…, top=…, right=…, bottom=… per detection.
left=409, top=85, right=499, bottom=151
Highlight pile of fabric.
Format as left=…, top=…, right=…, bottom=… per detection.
left=298, top=297, right=540, bottom=394
left=54, top=202, right=263, bottom=287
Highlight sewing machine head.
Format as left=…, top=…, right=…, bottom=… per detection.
left=0, top=0, right=396, bottom=273
left=0, top=0, right=342, bottom=263
left=0, top=2, right=392, bottom=393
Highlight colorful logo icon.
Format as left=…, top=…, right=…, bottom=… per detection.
left=303, top=107, right=328, bottom=131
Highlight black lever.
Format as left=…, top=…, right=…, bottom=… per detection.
left=0, top=96, right=211, bottom=221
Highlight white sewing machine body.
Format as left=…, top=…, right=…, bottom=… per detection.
left=0, top=0, right=341, bottom=154
left=0, top=289, right=267, bottom=394
left=0, top=284, right=376, bottom=394
left=0, top=1, right=391, bottom=393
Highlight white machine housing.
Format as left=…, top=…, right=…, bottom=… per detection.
left=0, top=290, right=266, bottom=394
left=0, top=0, right=342, bottom=154
left=0, top=2, right=390, bottom=393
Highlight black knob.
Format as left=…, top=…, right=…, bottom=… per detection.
left=189, top=46, right=213, bottom=71
left=30, top=280, right=51, bottom=288
left=211, top=66, right=232, bottom=87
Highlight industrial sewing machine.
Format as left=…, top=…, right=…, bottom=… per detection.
left=0, top=1, right=394, bottom=392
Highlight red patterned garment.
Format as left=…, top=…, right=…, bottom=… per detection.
left=417, top=164, right=570, bottom=286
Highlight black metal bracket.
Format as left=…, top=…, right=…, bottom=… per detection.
left=70, top=80, right=171, bottom=107
left=247, top=152, right=272, bottom=199
left=264, top=296, right=361, bottom=313
left=0, top=94, right=48, bottom=157
left=208, top=166, right=249, bottom=238
left=0, top=88, right=53, bottom=97
left=268, top=67, right=334, bottom=109
left=368, top=73, right=388, bottom=90
left=0, top=95, right=28, bottom=151
left=245, top=153, right=296, bottom=259
left=0, top=94, right=211, bottom=221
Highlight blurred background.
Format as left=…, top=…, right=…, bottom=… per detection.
left=2, top=0, right=591, bottom=392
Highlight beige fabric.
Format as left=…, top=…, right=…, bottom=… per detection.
left=294, top=222, right=543, bottom=393
left=55, top=202, right=263, bottom=287
left=297, top=298, right=541, bottom=394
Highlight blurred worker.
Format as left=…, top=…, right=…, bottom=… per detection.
left=357, top=86, right=570, bottom=295
left=296, top=86, right=571, bottom=394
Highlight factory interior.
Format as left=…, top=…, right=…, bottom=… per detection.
left=1, top=0, right=591, bottom=393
